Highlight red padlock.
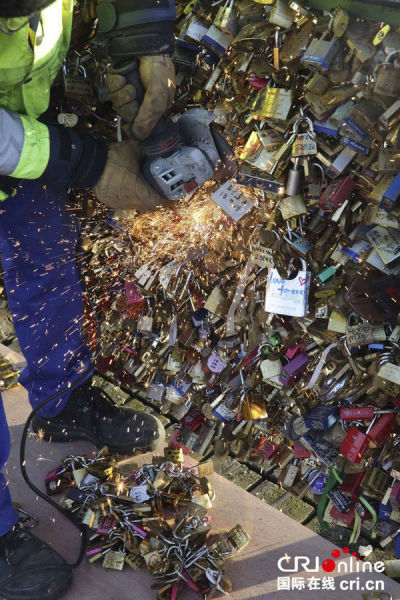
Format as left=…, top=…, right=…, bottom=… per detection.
left=339, top=472, right=366, bottom=503
left=340, top=407, right=396, bottom=421
left=181, top=406, right=204, bottom=431
left=340, top=407, right=375, bottom=420
left=368, top=413, right=397, bottom=447
left=285, top=344, right=305, bottom=360
left=254, top=437, right=280, bottom=460
left=340, top=424, right=370, bottom=463
left=390, top=481, right=400, bottom=508
left=241, top=346, right=260, bottom=368
left=293, top=442, right=311, bottom=459
left=319, top=176, right=356, bottom=211
left=168, top=428, right=191, bottom=455
left=330, top=505, right=355, bottom=526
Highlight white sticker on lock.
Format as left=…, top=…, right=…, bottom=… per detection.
left=213, top=404, right=236, bottom=422
left=283, top=463, right=299, bottom=487
left=189, top=360, right=207, bottom=384
left=137, top=313, right=153, bottom=332
left=366, top=225, right=400, bottom=265
left=265, top=260, right=310, bottom=318
left=346, top=323, right=387, bottom=347
left=130, top=485, right=151, bottom=503
left=378, top=363, right=400, bottom=385
left=159, top=261, right=180, bottom=290
left=260, top=358, right=282, bottom=381
left=207, top=353, right=227, bottom=373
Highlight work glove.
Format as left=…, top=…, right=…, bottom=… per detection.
left=94, top=140, right=164, bottom=211
left=106, top=55, right=176, bottom=140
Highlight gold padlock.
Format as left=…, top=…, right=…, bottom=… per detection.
left=242, top=392, right=267, bottom=420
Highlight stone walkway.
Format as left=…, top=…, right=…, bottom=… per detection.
left=2, top=384, right=400, bottom=600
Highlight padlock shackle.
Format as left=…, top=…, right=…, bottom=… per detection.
left=293, top=116, right=314, bottom=134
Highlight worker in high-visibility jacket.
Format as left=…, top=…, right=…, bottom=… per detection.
left=0, top=1, right=175, bottom=598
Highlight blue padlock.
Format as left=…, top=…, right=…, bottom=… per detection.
left=380, top=172, right=400, bottom=212
left=304, top=405, right=340, bottom=431
left=378, top=502, right=392, bottom=521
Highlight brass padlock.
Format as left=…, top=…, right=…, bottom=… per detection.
left=374, top=51, right=400, bottom=97
left=227, top=524, right=251, bottom=551
left=360, top=466, right=389, bottom=499
left=242, top=392, right=267, bottom=420
left=214, top=0, right=238, bottom=39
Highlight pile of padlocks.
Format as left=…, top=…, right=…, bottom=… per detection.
left=45, top=448, right=249, bottom=598
left=0, top=354, right=19, bottom=391
left=53, top=0, right=400, bottom=570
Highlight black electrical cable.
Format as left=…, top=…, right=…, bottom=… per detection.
left=19, top=367, right=93, bottom=569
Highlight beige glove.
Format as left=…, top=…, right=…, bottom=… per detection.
left=106, top=55, right=176, bottom=141
left=94, top=140, right=164, bottom=212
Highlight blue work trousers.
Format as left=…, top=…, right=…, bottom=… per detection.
left=0, top=182, right=93, bottom=535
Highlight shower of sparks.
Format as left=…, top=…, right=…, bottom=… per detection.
left=128, top=182, right=265, bottom=267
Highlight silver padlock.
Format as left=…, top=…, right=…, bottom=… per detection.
left=214, top=0, right=238, bottom=40
left=286, top=158, right=303, bottom=196
left=301, top=37, right=340, bottom=72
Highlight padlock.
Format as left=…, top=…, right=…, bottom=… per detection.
left=265, top=258, right=311, bottom=319
left=137, top=306, right=154, bottom=333
left=380, top=172, right=400, bottom=213
left=268, top=0, right=294, bottom=28
left=291, top=117, right=318, bottom=159
left=286, top=158, right=303, bottom=196
left=231, top=21, right=273, bottom=53
left=214, top=0, right=238, bottom=39
left=280, top=352, right=309, bottom=386
left=301, top=37, right=340, bottom=72
left=242, top=392, right=267, bottom=420
left=318, top=176, right=356, bottom=211
left=202, top=25, right=232, bottom=56
left=227, top=524, right=250, bottom=551
left=340, top=418, right=376, bottom=463
left=327, top=488, right=352, bottom=513
left=339, top=471, right=365, bottom=504
left=304, top=405, right=339, bottom=431
left=361, top=466, right=390, bottom=499
left=378, top=98, right=400, bottom=129
left=283, top=460, right=299, bottom=487
left=325, top=147, right=357, bottom=178
left=45, top=466, right=70, bottom=495
left=374, top=51, right=400, bottom=97
left=254, top=437, right=280, bottom=459
left=368, top=413, right=397, bottom=447
left=62, top=61, right=93, bottom=100
left=340, top=407, right=395, bottom=421
left=251, top=87, right=293, bottom=121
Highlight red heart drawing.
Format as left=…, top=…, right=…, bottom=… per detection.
left=299, top=277, right=307, bottom=286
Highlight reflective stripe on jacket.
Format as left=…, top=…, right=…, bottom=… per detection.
left=0, top=0, right=72, bottom=195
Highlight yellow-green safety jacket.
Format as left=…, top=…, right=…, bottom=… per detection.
left=0, top=0, right=175, bottom=199
left=0, top=1, right=73, bottom=193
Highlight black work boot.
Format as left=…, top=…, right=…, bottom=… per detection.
left=32, top=381, right=165, bottom=454
left=0, top=522, right=73, bottom=600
